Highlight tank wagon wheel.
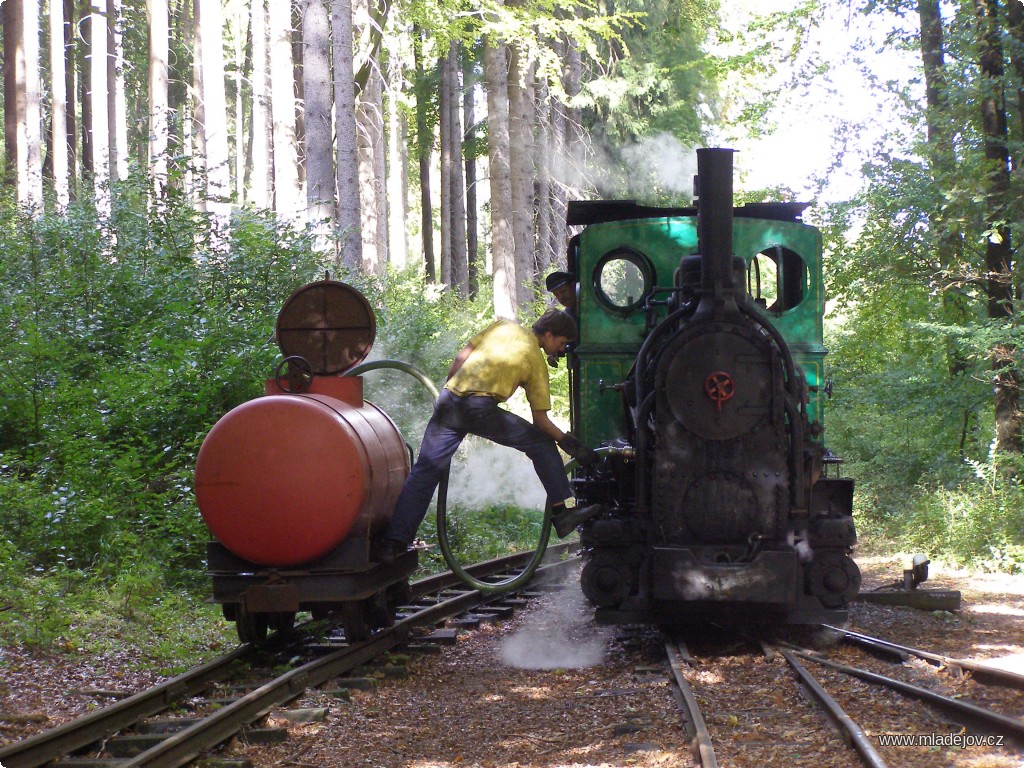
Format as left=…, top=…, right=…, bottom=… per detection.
left=269, top=611, right=296, bottom=635
left=364, top=591, right=395, bottom=630
left=235, top=607, right=269, bottom=644
left=340, top=602, right=370, bottom=643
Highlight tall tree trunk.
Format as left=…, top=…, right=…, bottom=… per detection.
left=249, top=0, right=271, bottom=207
left=463, top=52, right=479, bottom=298
left=197, top=0, right=231, bottom=218
left=508, top=43, right=536, bottom=307
left=447, top=43, right=468, bottom=296
left=64, top=0, right=78, bottom=198
left=148, top=0, right=170, bottom=199
left=535, top=77, right=553, bottom=275
left=357, top=60, right=388, bottom=275
left=232, top=5, right=246, bottom=202
left=107, top=0, right=128, bottom=183
left=3, top=1, right=21, bottom=189
left=413, top=26, right=435, bottom=282
left=485, top=37, right=515, bottom=318
left=387, top=47, right=408, bottom=269
left=88, top=0, right=110, bottom=215
left=976, top=0, right=1020, bottom=454
left=50, top=0, right=70, bottom=207
left=548, top=34, right=570, bottom=266
left=14, top=0, right=44, bottom=210
left=292, top=8, right=306, bottom=197
left=439, top=46, right=453, bottom=287
left=302, top=0, right=335, bottom=245
left=269, top=0, right=300, bottom=218
left=333, top=0, right=362, bottom=272
left=564, top=34, right=583, bottom=191
left=917, top=0, right=968, bottom=387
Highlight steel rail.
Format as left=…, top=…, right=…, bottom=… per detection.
left=822, top=624, right=1024, bottom=690
left=0, top=645, right=253, bottom=768
left=789, top=648, right=1024, bottom=741
left=663, top=635, right=718, bottom=768
left=119, top=585, right=487, bottom=767
left=0, top=545, right=577, bottom=768
left=778, top=648, right=889, bottom=768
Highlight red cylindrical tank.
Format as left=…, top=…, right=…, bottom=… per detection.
left=194, top=376, right=408, bottom=566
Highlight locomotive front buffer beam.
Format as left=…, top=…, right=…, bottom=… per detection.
left=649, top=547, right=849, bottom=625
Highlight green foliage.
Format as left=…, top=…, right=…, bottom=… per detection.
left=0, top=180, right=328, bottom=586
left=416, top=503, right=550, bottom=575
left=0, top=554, right=231, bottom=664
left=898, top=469, right=1024, bottom=573
left=575, top=0, right=712, bottom=155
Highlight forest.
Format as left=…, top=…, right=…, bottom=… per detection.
left=2, top=0, right=1024, bottom=646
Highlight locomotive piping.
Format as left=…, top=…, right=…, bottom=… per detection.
left=633, top=390, right=657, bottom=513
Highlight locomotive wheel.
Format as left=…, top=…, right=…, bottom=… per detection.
left=340, top=602, right=370, bottom=642
left=805, top=552, right=862, bottom=608
left=236, top=608, right=269, bottom=644
left=581, top=553, right=634, bottom=608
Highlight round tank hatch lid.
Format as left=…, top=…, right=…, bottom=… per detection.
left=276, top=280, right=376, bottom=375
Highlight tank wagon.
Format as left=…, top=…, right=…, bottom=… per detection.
left=194, top=280, right=417, bottom=643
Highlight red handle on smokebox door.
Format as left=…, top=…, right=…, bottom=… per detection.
left=704, top=371, right=735, bottom=411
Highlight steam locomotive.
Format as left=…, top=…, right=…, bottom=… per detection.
left=565, top=148, right=860, bottom=624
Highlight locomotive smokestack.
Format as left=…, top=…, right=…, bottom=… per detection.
left=695, top=148, right=736, bottom=312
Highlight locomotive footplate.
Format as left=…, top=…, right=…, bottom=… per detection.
left=651, top=547, right=797, bottom=605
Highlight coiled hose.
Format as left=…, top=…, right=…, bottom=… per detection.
left=346, top=359, right=558, bottom=594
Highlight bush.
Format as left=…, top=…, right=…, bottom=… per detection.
left=0, top=184, right=328, bottom=585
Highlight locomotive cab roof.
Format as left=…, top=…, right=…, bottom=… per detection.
left=566, top=199, right=809, bottom=227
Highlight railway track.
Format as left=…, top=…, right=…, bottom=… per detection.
left=6, top=555, right=1024, bottom=768
left=0, top=546, right=577, bottom=768
left=663, top=626, right=1024, bottom=767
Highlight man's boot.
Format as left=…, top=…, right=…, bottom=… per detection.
left=551, top=503, right=604, bottom=538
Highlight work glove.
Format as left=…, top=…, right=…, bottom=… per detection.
left=558, top=432, right=598, bottom=468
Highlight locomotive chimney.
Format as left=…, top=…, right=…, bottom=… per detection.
left=694, top=148, right=736, bottom=315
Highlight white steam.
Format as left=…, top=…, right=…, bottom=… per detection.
left=445, top=437, right=548, bottom=510
left=568, top=132, right=698, bottom=200
left=499, top=581, right=610, bottom=669
left=619, top=133, right=698, bottom=194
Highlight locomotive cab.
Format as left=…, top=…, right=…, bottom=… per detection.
left=565, top=148, right=859, bottom=626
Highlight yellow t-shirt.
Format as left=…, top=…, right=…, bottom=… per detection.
left=444, top=320, right=551, bottom=411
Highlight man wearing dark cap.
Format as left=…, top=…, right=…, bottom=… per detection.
left=545, top=271, right=577, bottom=320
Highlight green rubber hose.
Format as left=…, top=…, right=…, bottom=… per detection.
left=346, top=359, right=558, bottom=594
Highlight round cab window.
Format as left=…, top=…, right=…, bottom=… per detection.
left=594, top=248, right=653, bottom=314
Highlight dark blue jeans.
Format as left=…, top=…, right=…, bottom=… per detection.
left=385, top=389, right=571, bottom=544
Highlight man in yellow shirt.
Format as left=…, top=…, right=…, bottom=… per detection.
left=377, top=310, right=600, bottom=563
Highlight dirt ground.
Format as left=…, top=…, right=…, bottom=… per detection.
left=2, top=554, right=1023, bottom=768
